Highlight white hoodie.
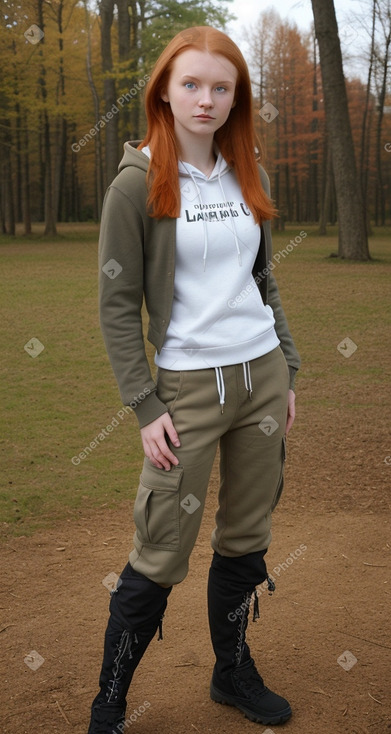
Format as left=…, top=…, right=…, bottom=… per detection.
left=142, top=147, right=279, bottom=370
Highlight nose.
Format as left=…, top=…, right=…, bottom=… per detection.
left=198, top=87, right=214, bottom=108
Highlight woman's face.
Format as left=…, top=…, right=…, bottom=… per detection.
left=161, top=48, right=237, bottom=144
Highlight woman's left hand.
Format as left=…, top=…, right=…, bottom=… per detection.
left=286, top=389, right=296, bottom=435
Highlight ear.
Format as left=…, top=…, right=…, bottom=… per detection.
left=231, top=100, right=237, bottom=108
left=161, top=91, right=169, bottom=103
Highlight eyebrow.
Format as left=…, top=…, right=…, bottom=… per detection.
left=181, top=75, right=235, bottom=85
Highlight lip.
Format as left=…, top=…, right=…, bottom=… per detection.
left=194, top=114, right=215, bottom=119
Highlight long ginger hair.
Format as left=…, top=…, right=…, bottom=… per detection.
left=139, top=26, right=276, bottom=223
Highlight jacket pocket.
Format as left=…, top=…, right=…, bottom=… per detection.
left=133, top=461, right=184, bottom=551
left=271, top=437, right=286, bottom=511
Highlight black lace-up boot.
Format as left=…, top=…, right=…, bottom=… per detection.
left=88, top=563, right=172, bottom=733
left=207, top=550, right=292, bottom=726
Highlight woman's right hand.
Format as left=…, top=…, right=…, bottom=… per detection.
left=140, top=413, right=181, bottom=471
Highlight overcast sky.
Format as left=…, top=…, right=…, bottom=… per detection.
left=226, top=0, right=370, bottom=78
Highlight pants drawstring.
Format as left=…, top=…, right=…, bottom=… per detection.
left=243, top=361, right=253, bottom=400
left=215, top=366, right=225, bottom=413
left=215, top=361, right=254, bottom=414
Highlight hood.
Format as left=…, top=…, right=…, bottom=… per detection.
left=119, top=141, right=231, bottom=181
left=177, top=151, right=230, bottom=181
left=139, top=144, right=231, bottom=181
left=118, top=141, right=149, bottom=173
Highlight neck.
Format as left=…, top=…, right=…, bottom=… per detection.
left=175, top=128, right=216, bottom=176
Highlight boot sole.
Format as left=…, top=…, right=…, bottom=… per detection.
left=210, top=682, right=292, bottom=726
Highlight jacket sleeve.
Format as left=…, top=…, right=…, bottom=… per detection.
left=99, top=184, right=168, bottom=428
left=267, top=267, right=301, bottom=390
left=258, top=168, right=301, bottom=391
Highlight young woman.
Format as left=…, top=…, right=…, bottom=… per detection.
left=88, top=25, right=300, bottom=733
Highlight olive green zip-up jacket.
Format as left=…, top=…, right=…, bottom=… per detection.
left=99, top=145, right=301, bottom=428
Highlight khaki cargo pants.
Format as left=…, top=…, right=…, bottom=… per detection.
left=129, top=346, right=289, bottom=586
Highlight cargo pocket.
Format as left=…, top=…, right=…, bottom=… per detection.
left=133, top=461, right=184, bottom=551
left=271, top=437, right=286, bottom=511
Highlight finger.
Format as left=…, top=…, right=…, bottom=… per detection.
left=155, top=439, right=179, bottom=469
left=150, top=457, right=166, bottom=470
left=286, top=409, right=295, bottom=435
left=151, top=452, right=172, bottom=471
left=161, top=414, right=181, bottom=447
left=145, top=443, right=168, bottom=470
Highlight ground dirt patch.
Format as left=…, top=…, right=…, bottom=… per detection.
left=2, top=482, right=390, bottom=733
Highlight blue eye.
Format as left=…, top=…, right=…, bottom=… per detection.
left=185, top=82, right=195, bottom=89
left=215, top=86, right=226, bottom=93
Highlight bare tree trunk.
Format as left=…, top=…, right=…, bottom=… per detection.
left=100, top=0, right=118, bottom=186
left=37, top=0, right=57, bottom=236
left=290, top=90, right=300, bottom=222
left=319, top=141, right=332, bottom=235
left=22, top=118, right=32, bottom=235
left=15, top=105, right=23, bottom=223
left=69, top=122, right=81, bottom=221
left=360, top=0, right=376, bottom=234
left=308, top=32, right=319, bottom=222
left=283, top=98, right=292, bottom=221
left=311, top=0, right=370, bottom=259
left=84, top=0, right=104, bottom=219
left=273, top=95, right=281, bottom=230
left=127, top=0, right=141, bottom=140
left=2, top=125, right=15, bottom=235
left=38, top=124, right=45, bottom=222
left=0, top=177, right=6, bottom=233
left=53, top=0, right=68, bottom=222
left=374, top=0, right=391, bottom=227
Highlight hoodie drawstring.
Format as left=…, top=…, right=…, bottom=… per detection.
left=179, top=156, right=243, bottom=269
left=179, top=161, right=210, bottom=270
left=217, top=170, right=242, bottom=267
